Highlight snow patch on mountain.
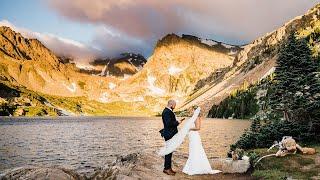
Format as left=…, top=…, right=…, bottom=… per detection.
left=75, top=63, right=95, bottom=70
left=109, top=82, right=116, bottom=90
left=37, top=70, right=53, bottom=83
left=63, top=82, right=77, bottom=93
left=168, top=66, right=183, bottom=75
left=98, top=92, right=109, bottom=103
left=221, top=43, right=235, bottom=48
left=200, top=39, right=218, bottom=46
left=134, top=96, right=144, bottom=102
left=100, top=65, right=108, bottom=76
left=228, top=49, right=238, bottom=55
left=147, top=75, right=165, bottom=96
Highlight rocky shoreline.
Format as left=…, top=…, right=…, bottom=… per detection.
left=0, top=152, right=253, bottom=180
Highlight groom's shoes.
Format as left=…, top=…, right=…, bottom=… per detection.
left=170, top=168, right=177, bottom=174
left=163, top=169, right=175, bottom=176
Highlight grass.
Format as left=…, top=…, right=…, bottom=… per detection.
left=43, top=94, right=154, bottom=116
left=23, top=106, right=57, bottom=116
left=248, top=145, right=320, bottom=180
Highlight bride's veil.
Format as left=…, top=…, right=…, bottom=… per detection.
left=158, top=107, right=201, bottom=156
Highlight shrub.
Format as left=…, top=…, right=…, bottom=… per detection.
left=233, top=120, right=316, bottom=150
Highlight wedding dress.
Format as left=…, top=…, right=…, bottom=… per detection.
left=158, top=107, right=201, bottom=156
left=158, top=107, right=221, bottom=175
left=182, top=122, right=221, bottom=175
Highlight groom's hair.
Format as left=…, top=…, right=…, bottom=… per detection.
left=167, top=100, right=176, bottom=107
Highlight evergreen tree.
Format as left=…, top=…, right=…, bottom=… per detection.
left=269, top=33, right=320, bottom=124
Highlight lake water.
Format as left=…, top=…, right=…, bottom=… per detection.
left=0, top=116, right=250, bottom=174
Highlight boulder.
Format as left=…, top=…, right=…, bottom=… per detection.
left=0, top=97, right=7, bottom=105
left=212, top=157, right=250, bottom=173
left=300, top=147, right=316, bottom=155
left=14, top=108, right=26, bottom=116
left=88, top=153, right=138, bottom=179
left=0, top=166, right=84, bottom=180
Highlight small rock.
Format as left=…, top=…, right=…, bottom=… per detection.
left=315, top=155, right=320, bottom=165
left=311, top=173, right=320, bottom=180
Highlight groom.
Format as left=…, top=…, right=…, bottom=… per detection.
left=159, top=100, right=185, bottom=175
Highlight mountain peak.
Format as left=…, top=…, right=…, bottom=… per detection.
left=86, top=52, right=147, bottom=77
left=154, top=33, right=181, bottom=48
left=0, top=26, right=60, bottom=65
left=154, top=33, right=242, bottom=57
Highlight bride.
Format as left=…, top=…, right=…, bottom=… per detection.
left=158, top=106, right=221, bottom=175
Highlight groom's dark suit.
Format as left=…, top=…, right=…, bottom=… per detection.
left=160, top=107, right=180, bottom=170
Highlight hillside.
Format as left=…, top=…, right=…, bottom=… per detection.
left=0, top=26, right=239, bottom=116
left=177, top=4, right=320, bottom=116
left=0, top=26, right=120, bottom=98
left=0, top=26, right=145, bottom=116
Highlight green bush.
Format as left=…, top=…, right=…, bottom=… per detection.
left=234, top=120, right=316, bottom=150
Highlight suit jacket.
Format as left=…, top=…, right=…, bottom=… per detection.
left=159, top=107, right=179, bottom=140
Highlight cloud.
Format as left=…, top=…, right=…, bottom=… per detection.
left=48, top=0, right=319, bottom=48
left=2, top=0, right=319, bottom=59
left=0, top=20, right=100, bottom=62
left=91, top=26, right=152, bottom=57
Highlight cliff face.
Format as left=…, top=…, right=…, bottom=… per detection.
left=109, top=33, right=239, bottom=111
left=144, top=33, right=237, bottom=94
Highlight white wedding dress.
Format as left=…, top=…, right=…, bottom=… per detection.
left=158, top=107, right=221, bottom=175
left=182, top=122, right=221, bottom=175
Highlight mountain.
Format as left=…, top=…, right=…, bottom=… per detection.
left=0, top=26, right=127, bottom=101
left=0, top=4, right=319, bottom=116
left=177, top=3, right=320, bottom=116
left=89, top=53, right=147, bottom=77
left=0, top=26, right=238, bottom=115
left=0, top=26, right=137, bottom=116
left=110, top=33, right=240, bottom=111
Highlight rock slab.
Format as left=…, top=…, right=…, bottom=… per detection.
left=0, top=166, right=84, bottom=180
left=212, top=158, right=250, bottom=173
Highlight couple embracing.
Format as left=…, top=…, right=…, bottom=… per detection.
left=158, top=100, right=221, bottom=176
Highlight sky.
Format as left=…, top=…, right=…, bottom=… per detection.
left=0, top=0, right=319, bottom=62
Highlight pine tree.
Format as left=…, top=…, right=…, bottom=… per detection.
left=250, top=116, right=261, bottom=132
left=269, top=33, right=320, bottom=123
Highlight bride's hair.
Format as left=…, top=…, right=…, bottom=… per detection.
left=192, top=105, right=199, bottom=110
left=192, top=105, right=205, bottom=117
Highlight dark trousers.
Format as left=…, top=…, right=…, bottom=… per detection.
left=164, top=152, right=172, bottom=170
left=164, top=136, right=173, bottom=170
